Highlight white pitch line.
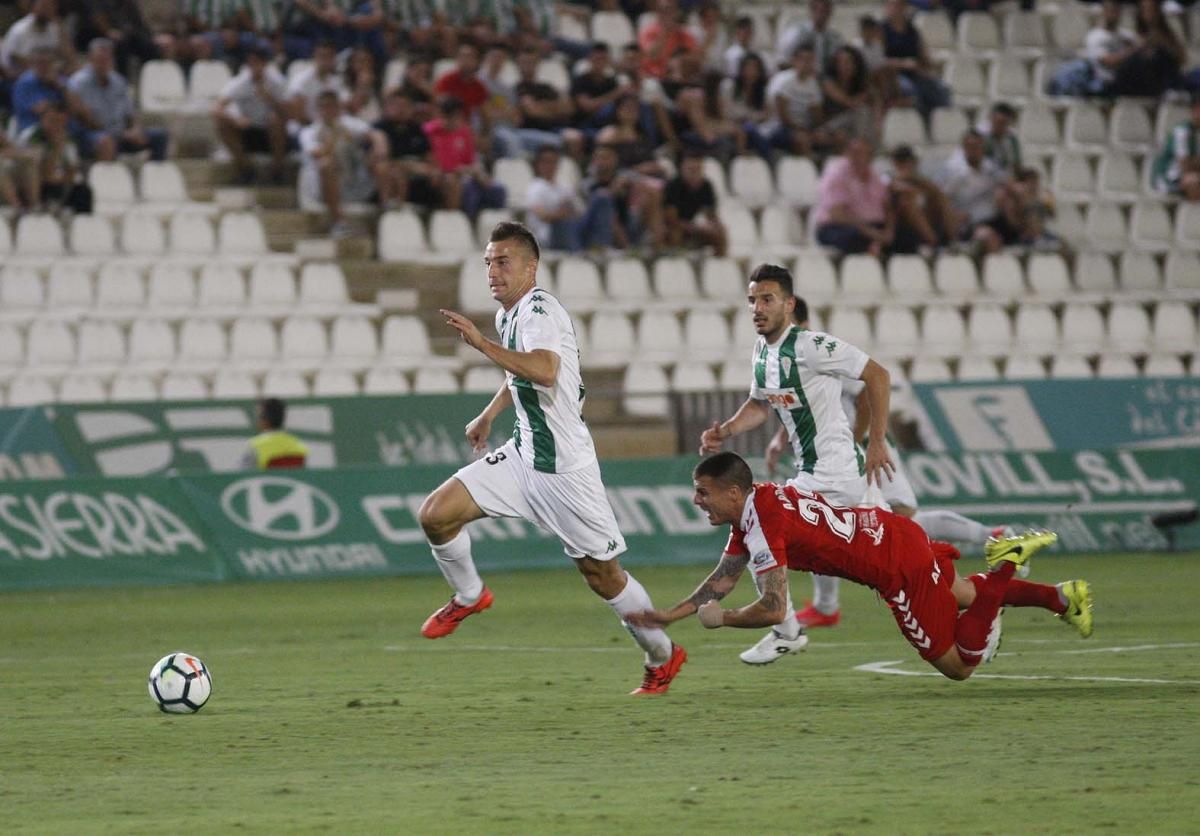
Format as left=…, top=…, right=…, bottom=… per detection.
left=1051, top=642, right=1200, bottom=655
left=855, top=659, right=1200, bottom=685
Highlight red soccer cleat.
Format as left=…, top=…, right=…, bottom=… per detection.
left=795, top=603, right=841, bottom=628
left=420, top=587, right=495, bottom=638
left=630, top=644, right=688, bottom=695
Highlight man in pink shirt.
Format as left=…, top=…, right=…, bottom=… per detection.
left=638, top=0, right=697, bottom=79
left=423, top=96, right=505, bottom=217
left=812, top=137, right=916, bottom=257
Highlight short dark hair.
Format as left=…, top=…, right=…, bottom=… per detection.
left=748, top=263, right=794, bottom=297
left=734, top=15, right=753, bottom=28
left=694, top=452, right=754, bottom=492
left=260, top=397, right=286, bottom=429
left=991, top=102, right=1017, bottom=119
left=890, top=144, right=917, bottom=163
left=859, top=14, right=880, bottom=29
left=489, top=221, right=540, bottom=262
left=439, top=95, right=464, bottom=115
left=793, top=295, right=809, bottom=324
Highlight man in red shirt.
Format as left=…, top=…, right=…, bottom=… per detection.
left=433, top=43, right=487, bottom=120
left=631, top=452, right=1094, bottom=681
left=637, top=0, right=697, bottom=79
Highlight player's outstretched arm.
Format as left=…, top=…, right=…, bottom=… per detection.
left=699, top=567, right=789, bottom=629
left=625, top=552, right=749, bottom=628
left=699, top=399, right=771, bottom=454
left=765, top=425, right=789, bottom=479
left=859, top=359, right=896, bottom=487
left=440, top=308, right=561, bottom=388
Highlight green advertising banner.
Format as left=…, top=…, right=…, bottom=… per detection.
left=0, top=407, right=77, bottom=479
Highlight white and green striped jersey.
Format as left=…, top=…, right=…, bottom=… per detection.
left=496, top=286, right=594, bottom=474
left=749, top=326, right=868, bottom=482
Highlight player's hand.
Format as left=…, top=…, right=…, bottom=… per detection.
left=625, top=609, right=672, bottom=628
left=864, top=438, right=896, bottom=488
left=465, top=414, right=492, bottom=453
left=440, top=308, right=486, bottom=350
left=697, top=600, right=724, bottom=629
left=699, top=420, right=725, bottom=454
left=765, top=433, right=788, bottom=479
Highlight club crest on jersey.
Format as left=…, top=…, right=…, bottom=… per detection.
left=781, top=356, right=792, bottom=379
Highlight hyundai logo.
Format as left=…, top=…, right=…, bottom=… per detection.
left=220, top=477, right=340, bottom=540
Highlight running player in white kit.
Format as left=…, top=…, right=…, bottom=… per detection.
left=418, top=222, right=687, bottom=695
left=699, top=264, right=896, bottom=664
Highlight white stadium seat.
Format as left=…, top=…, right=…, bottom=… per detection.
left=169, top=211, right=216, bottom=255
left=279, top=317, right=328, bottom=370
left=218, top=212, right=269, bottom=256
left=1109, top=101, right=1155, bottom=153
left=1118, top=251, right=1163, bottom=294
left=328, top=316, right=378, bottom=370
left=1049, top=355, right=1093, bottom=379
left=298, top=262, right=354, bottom=310
left=75, top=321, right=125, bottom=371
left=161, top=373, right=210, bottom=400
left=965, top=303, right=1012, bottom=357
left=261, top=370, right=310, bottom=397
left=887, top=255, right=934, bottom=299
left=1052, top=153, right=1094, bottom=204
left=957, top=12, right=1000, bottom=54
left=882, top=108, right=926, bottom=147
left=362, top=366, right=411, bottom=395
left=670, top=362, right=718, bottom=392
left=622, top=363, right=669, bottom=417
left=1151, top=302, right=1197, bottom=353
left=120, top=211, right=166, bottom=256
left=1065, top=103, right=1108, bottom=153
left=606, top=257, right=654, bottom=310
left=1027, top=253, right=1072, bottom=299
left=934, top=254, right=979, bottom=298
left=841, top=255, right=887, bottom=301
left=1003, top=354, right=1047, bottom=380
left=229, top=318, right=278, bottom=370
left=1013, top=303, right=1059, bottom=356
left=792, top=252, right=838, bottom=302
left=110, top=374, right=159, bottom=401
left=1106, top=302, right=1152, bottom=354
left=212, top=370, right=259, bottom=398
left=176, top=319, right=227, bottom=372
left=827, top=307, right=873, bottom=351
left=378, top=209, right=429, bottom=261
left=187, top=59, right=232, bottom=109
left=956, top=355, right=999, bottom=381
left=586, top=311, right=637, bottom=367
left=1130, top=202, right=1174, bottom=254
left=729, top=156, right=774, bottom=209
left=942, top=58, right=986, bottom=107
left=635, top=309, right=685, bottom=362
left=461, top=365, right=505, bottom=394
left=46, top=263, right=93, bottom=310
left=1084, top=204, right=1129, bottom=254
left=248, top=262, right=297, bottom=311
left=411, top=368, right=458, bottom=394
left=553, top=256, right=605, bottom=313
left=198, top=263, right=246, bottom=310
left=312, top=368, right=360, bottom=396
left=7, top=376, right=56, bottom=406
left=139, top=60, right=186, bottom=113
left=69, top=214, right=115, bottom=257
left=920, top=305, right=966, bottom=357
left=1004, top=10, right=1047, bottom=57
left=1143, top=354, right=1186, bottom=377
left=88, top=161, right=136, bottom=216
left=127, top=319, right=176, bottom=371
left=776, top=156, right=819, bottom=207
left=429, top=209, right=476, bottom=254
left=1074, top=253, right=1117, bottom=296
left=16, top=214, right=65, bottom=256
left=95, top=263, right=146, bottom=311
left=25, top=320, right=75, bottom=372
left=1060, top=302, right=1106, bottom=354
left=874, top=306, right=920, bottom=356
left=58, top=375, right=106, bottom=403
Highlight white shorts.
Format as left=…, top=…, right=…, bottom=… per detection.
left=454, top=440, right=627, bottom=561
left=879, top=440, right=918, bottom=510
left=786, top=471, right=867, bottom=507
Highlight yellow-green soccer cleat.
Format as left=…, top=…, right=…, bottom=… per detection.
left=1058, top=579, right=1093, bottom=638
left=984, top=530, right=1058, bottom=571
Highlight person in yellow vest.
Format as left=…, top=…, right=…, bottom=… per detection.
left=242, top=397, right=308, bottom=469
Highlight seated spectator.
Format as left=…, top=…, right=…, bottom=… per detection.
left=766, top=44, right=823, bottom=156
left=812, top=137, right=907, bottom=257
left=689, top=1, right=728, bottom=74
left=638, top=0, right=697, bottom=80
left=213, top=44, right=289, bottom=183
left=433, top=43, right=488, bottom=124
left=70, top=0, right=169, bottom=77
left=374, top=88, right=447, bottom=210
left=69, top=38, right=168, bottom=162
left=344, top=45, right=382, bottom=123
left=880, top=0, right=950, bottom=119
left=1047, top=0, right=1136, bottom=97
left=1, top=0, right=73, bottom=85
left=887, top=144, right=956, bottom=249
left=991, top=166, right=1056, bottom=249
left=1111, top=0, right=1186, bottom=98
left=525, top=146, right=615, bottom=252
left=936, top=129, right=1006, bottom=252
left=663, top=149, right=727, bottom=256
left=506, top=0, right=592, bottom=62
left=17, top=102, right=92, bottom=213
left=584, top=142, right=662, bottom=249
left=818, top=45, right=877, bottom=151
left=512, top=46, right=585, bottom=159
left=11, top=46, right=86, bottom=134
left=423, top=96, right=505, bottom=218
left=298, top=90, right=390, bottom=238
left=595, top=93, right=666, bottom=177
left=0, top=132, right=38, bottom=210
left=181, top=1, right=271, bottom=67
left=776, top=0, right=843, bottom=73
left=571, top=42, right=628, bottom=129
left=857, top=15, right=906, bottom=111
left=398, top=54, right=435, bottom=121
left=723, top=15, right=756, bottom=78
left=1152, top=93, right=1200, bottom=201
left=279, top=0, right=382, bottom=61
left=287, top=40, right=347, bottom=129
left=980, top=102, right=1020, bottom=175
left=720, top=52, right=772, bottom=158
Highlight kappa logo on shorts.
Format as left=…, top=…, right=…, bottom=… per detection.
left=605, top=539, right=619, bottom=553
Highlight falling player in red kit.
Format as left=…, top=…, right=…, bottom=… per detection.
left=631, top=452, right=1093, bottom=679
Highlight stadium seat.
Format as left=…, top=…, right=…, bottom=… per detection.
left=1095, top=354, right=1138, bottom=378
left=919, top=305, right=966, bottom=357
left=197, top=263, right=246, bottom=310
left=161, top=373, right=210, bottom=400
left=7, top=376, right=56, bottom=406
left=1156, top=101, right=1190, bottom=144
left=110, top=374, right=159, bottom=401
left=942, top=58, right=986, bottom=107
left=1027, top=253, right=1072, bottom=299
left=120, top=211, right=166, bottom=256
left=1097, top=151, right=1141, bottom=201
left=840, top=254, right=887, bottom=301
left=1129, top=202, right=1174, bottom=254
left=1049, top=355, right=1094, bottom=379
left=46, top=263, right=93, bottom=310
left=0, top=217, right=12, bottom=256
left=1051, top=2, right=1089, bottom=51
left=964, top=303, right=1013, bottom=357
left=327, top=316, right=378, bottom=370
left=1013, top=303, right=1059, bottom=355
left=1084, top=204, right=1129, bottom=254
left=702, top=157, right=728, bottom=202
left=261, top=370, right=311, bottom=398
left=139, top=162, right=191, bottom=211
left=553, top=256, right=605, bottom=313
left=378, top=209, right=429, bottom=261
left=874, top=306, right=920, bottom=356
left=0, top=323, right=25, bottom=375
left=1003, top=10, right=1047, bottom=57
left=929, top=107, right=969, bottom=147
left=591, top=10, right=635, bottom=52
left=635, top=309, right=685, bottom=362
left=1065, top=103, right=1108, bottom=153
left=95, top=262, right=146, bottom=312
left=988, top=55, right=1030, bottom=104
left=248, top=262, right=297, bottom=312
left=411, top=368, right=458, bottom=394
left=429, top=209, right=476, bottom=254
left=1050, top=202, right=1086, bottom=247
left=887, top=255, right=934, bottom=299
left=176, top=319, right=227, bottom=372
left=957, top=12, right=1000, bottom=54
left=362, top=366, right=411, bottom=395
left=298, top=262, right=355, bottom=311
left=218, top=212, right=269, bottom=256
left=0, top=266, right=45, bottom=313
left=1165, top=252, right=1200, bottom=293
left=1003, top=354, right=1047, bottom=380
left=607, top=257, right=655, bottom=310
left=229, top=318, right=278, bottom=370
left=1018, top=102, right=1062, bottom=156
left=69, top=214, right=115, bottom=257
left=75, top=320, right=125, bottom=372
left=1176, top=203, right=1200, bottom=250
left=622, top=363, right=669, bottom=417
left=127, top=319, right=176, bottom=371
left=169, top=211, right=216, bottom=255
left=909, top=357, right=952, bottom=382
left=933, top=254, right=979, bottom=298
left=88, top=162, right=136, bottom=216
left=1143, top=354, right=1187, bottom=377
left=670, top=362, right=718, bottom=393
left=1060, top=302, right=1106, bottom=354
left=279, top=317, right=328, bottom=370
left=729, top=156, right=774, bottom=209
left=58, top=375, right=106, bottom=403
left=379, top=315, right=453, bottom=369
left=681, top=309, right=732, bottom=362
left=792, top=252, right=838, bottom=302
left=956, top=355, right=1000, bottom=381
left=1107, top=303, right=1153, bottom=358
left=1151, top=302, right=1197, bottom=352
left=776, top=156, right=819, bottom=207
left=492, top=158, right=534, bottom=210
left=653, top=257, right=704, bottom=310
left=827, top=307, right=873, bottom=351
left=187, top=59, right=231, bottom=110
left=461, top=365, right=504, bottom=394
left=1118, top=251, right=1163, bottom=295
left=1109, top=101, right=1155, bottom=153
left=16, top=214, right=65, bottom=256
left=1073, top=253, right=1118, bottom=296
left=312, top=368, right=360, bottom=396
left=585, top=311, right=636, bottom=367
left=882, top=108, right=926, bottom=147
left=211, top=370, right=259, bottom=398
left=759, top=205, right=804, bottom=255
left=1051, top=152, right=1094, bottom=204
left=138, top=60, right=186, bottom=113
left=720, top=203, right=759, bottom=256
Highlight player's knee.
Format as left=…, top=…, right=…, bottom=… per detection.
left=418, top=492, right=456, bottom=541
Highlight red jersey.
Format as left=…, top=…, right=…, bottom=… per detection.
left=433, top=71, right=488, bottom=116
left=724, top=483, right=933, bottom=599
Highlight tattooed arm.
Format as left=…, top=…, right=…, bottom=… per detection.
left=624, top=552, right=749, bottom=628
left=707, top=567, right=790, bottom=629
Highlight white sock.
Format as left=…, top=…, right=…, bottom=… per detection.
left=429, top=529, right=484, bottom=605
left=754, top=570, right=801, bottom=639
left=606, top=572, right=673, bottom=666
left=913, top=510, right=993, bottom=545
left=812, top=574, right=840, bottom=615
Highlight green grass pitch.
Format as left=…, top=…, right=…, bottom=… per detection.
left=3, top=552, right=1199, bottom=834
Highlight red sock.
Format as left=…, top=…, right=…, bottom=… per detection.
left=967, top=574, right=1066, bottom=614
left=955, top=563, right=1015, bottom=665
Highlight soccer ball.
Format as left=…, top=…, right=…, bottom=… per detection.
left=148, top=652, right=212, bottom=714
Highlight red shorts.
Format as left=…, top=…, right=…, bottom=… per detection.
left=885, top=528, right=962, bottom=662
